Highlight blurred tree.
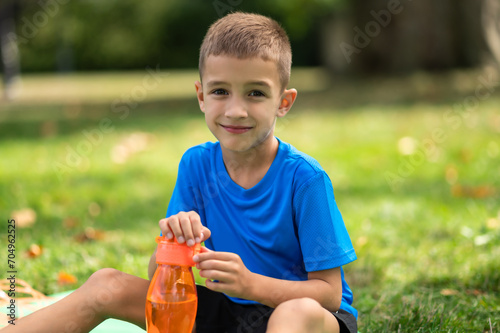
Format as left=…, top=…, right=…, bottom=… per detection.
left=0, top=0, right=21, bottom=100
left=12, top=0, right=493, bottom=74
left=483, top=0, right=500, bottom=66
left=322, top=0, right=489, bottom=74
left=14, top=0, right=347, bottom=72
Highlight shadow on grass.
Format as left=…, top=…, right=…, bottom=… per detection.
left=0, top=97, right=201, bottom=139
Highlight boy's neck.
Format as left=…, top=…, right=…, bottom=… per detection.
left=221, top=136, right=279, bottom=190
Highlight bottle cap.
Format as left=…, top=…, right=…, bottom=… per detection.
left=155, top=236, right=201, bottom=266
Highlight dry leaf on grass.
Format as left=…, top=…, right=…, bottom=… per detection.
left=74, top=227, right=106, bottom=243
left=57, top=272, right=78, bottom=286
left=62, top=217, right=80, bottom=229
left=440, top=289, right=459, bottom=296
left=24, top=244, right=43, bottom=259
left=451, top=184, right=496, bottom=198
left=111, top=132, right=154, bottom=164
left=11, top=208, right=37, bottom=228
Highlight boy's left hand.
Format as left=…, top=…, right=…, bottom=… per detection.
left=193, top=247, right=255, bottom=300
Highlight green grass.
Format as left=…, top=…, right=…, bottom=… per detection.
left=1, top=69, right=499, bottom=332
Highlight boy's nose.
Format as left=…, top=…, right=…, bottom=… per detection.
left=224, top=98, right=248, bottom=118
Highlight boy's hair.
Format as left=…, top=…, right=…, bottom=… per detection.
left=199, top=12, right=292, bottom=91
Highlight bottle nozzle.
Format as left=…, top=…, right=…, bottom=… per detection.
left=155, top=236, right=201, bottom=266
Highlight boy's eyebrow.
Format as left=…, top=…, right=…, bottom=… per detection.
left=205, top=80, right=228, bottom=88
left=205, top=80, right=272, bottom=89
left=247, top=80, right=272, bottom=89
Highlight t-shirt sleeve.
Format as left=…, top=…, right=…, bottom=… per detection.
left=294, top=171, right=356, bottom=272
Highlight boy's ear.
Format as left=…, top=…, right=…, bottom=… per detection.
left=277, top=88, right=297, bottom=117
left=195, top=81, right=205, bottom=112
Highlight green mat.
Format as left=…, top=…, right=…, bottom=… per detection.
left=1, top=290, right=145, bottom=332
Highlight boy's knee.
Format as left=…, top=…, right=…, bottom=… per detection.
left=271, top=298, right=324, bottom=324
left=87, top=268, right=120, bottom=286
left=78, top=269, right=136, bottom=316
left=84, top=268, right=132, bottom=298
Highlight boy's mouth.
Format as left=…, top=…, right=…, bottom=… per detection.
left=220, top=124, right=253, bottom=134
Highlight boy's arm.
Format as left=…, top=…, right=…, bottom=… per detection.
left=147, top=248, right=157, bottom=280
left=194, top=250, right=342, bottom=312
left=251, top=266, right=342, bottom=311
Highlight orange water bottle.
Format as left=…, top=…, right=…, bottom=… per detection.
left=145, top=236, right=201, bottom=333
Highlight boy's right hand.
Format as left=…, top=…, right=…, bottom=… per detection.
left=159, top=211, right=210, bottom=247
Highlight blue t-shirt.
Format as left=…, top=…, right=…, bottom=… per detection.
left=166, top=138, right=357, bottom=317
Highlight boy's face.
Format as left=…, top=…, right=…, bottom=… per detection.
left=195, top=55, right=296, bottom=155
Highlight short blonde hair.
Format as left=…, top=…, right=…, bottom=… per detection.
left=199, top=12, right=292, bottom=91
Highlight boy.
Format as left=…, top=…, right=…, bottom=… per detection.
left=4, top=12, right=357, bottom=333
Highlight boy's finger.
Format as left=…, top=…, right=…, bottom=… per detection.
left=201, top=226, right=211, bottom=241
left=179, top=214, right=193, bottom=245
left=197, top=251, right=237, bottom=264
left=188, top=212, right=203, bottom=244
left=166, top=216, right=183, bottom=241
left=158, top=218, right=173, bottom=239
left=193, top=246, right=213, bottom=263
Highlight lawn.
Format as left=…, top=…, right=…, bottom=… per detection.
left=1, top=68, right=499, bottom=332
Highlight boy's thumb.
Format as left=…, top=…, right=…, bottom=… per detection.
left=200, top=246, right=212, bottom=253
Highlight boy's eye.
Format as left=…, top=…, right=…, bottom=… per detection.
left=249, top=90, right=265, bottom=97
left=212, top=89, right=228, bottom=95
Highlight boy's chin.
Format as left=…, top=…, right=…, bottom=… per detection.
left=216, top=130, right=277, bottom=154
left=218, top=137, right=258, bottom=154
left=220, top=141, right=253, bottom=154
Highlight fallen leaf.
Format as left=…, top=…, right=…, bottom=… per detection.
left=74, top=227, right=106, bottom=243
left=111, top=132, right=154, bottom=164
left=11, top=208, right=37, bottom=228
left=451, top=184, right=496, bottom=198
left=466, top=289, right=485, bottom=296
left=24, top=244, right=43, bottom=258
left=440, top=289, right=459, bottom=296
left=57, top=271, right=78, bottom=285
left=63, top=217, right=79, bottom=229
left=470, top=186, right=496, bottom=198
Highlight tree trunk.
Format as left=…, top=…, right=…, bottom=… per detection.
left=482, top=0, right=500, bottom=66
left=0, top=0, right=21, bottom=100
left=321, top=0, right=488, bottom=74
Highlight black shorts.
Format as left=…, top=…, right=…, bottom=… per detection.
left=195, top=285, right=357, bottom=333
